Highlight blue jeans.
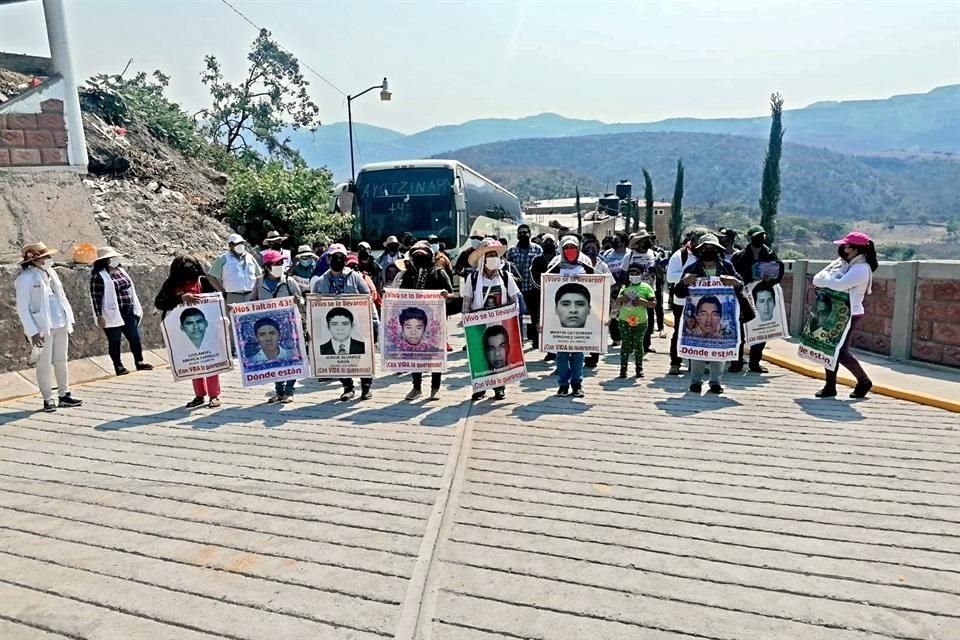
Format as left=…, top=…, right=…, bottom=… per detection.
left=275, top=379, right=295, bottom=396
left=556, top=352, right=585, bottom=386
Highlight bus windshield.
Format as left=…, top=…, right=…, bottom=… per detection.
left=354, top=167, right=456, bottom=247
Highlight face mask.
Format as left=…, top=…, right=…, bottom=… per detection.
left=584, top=247, right=597, bottom=259
left=838, top=245, right=849, bottom=260
left=562, top=247, right=579, bottom=263
left=542, top=242, right=556, bottom=254
left=231, top=245, right=245, bottom=256
left=270, top=265, right=285, bottom=278
left=430, top=243, right=440, bottom=254
left=330, top=255, right=346, bottom=271
left=517, top=233, right=530, bottom=245
left=386, top=244, right=399, bottom=254
left=629, top=275, right=643, bottom=284
left=751, top=236, right=764, bottom=247
left=640, top=240, right=653, bottom=250
left=299, top=259, right=315, bottom=268
left=484, top=256, right=501, bottom=271
left=699, top=250, right=718, bottom=262
left=108, top=257, right=121, bottom=269
left=412, top=253, right=431, bottom=269
left=358, top=249, right=369, bottom=259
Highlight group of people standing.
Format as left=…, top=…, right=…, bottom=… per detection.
left=12, top=220, right=878, bottom=413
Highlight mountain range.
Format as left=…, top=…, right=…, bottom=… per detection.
left=289, top=85, right=960, bottom=181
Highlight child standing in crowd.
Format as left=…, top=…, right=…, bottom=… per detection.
left=155, top=255, right=223, bottom=408
left=252, top=249, right=303, bottom=404
left=616, top=264, right=657, bottom=378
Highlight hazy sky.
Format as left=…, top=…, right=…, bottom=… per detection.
left=2, top=0, right=958, bottom=133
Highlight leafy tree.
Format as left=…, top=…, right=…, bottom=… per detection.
left=759, top=93, right=785, bottom=246
left=642, top=168, right=654, bottom=233
left=947, top=219, right=959, bottom=238
left=670, top=159, right=685, bottom=251
left=200, top=29, right=320, bottom=164
left=224, top=160, right=347, bottom=246
left=793, top=226, right=809, bottom=243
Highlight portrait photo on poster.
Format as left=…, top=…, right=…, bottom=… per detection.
left=234, top=305, right=305, bottom=371
left=539, top=274, right=610, bottom=353
left=381, top=290, right=447, bottom=372
left=463, top=303, right=527, bottom=391
left=797, top=288, right=853, bottom=370
left=307, top=295, right=376, bottom=378
left=161, top=295, right=232, bottom=381
left=744, top=282, right=788, bottom=345
left=678, top=282, right=740, bottom=361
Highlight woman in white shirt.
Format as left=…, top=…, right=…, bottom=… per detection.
left=14, top=242, right=83, bottom=413
left=811, top=231, right=878, bottom=399
left=89, top=246, right=152, bottom=376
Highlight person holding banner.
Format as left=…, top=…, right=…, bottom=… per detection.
left=545, top=236, right=596, bottom=398
left=730, top=225, right=784, bottom=373
left=252, top=249, right=304, bottom=403
left=313, top=244, right=378, bottom=401
left=398, top=241, right=454, bottom=400
left=674, top=233, right=743, bottom=394
left=666, top=228, right=710, bottom=376
left=155, top=255, right=224, bottom=408
left=461, top=238, right=520, bottom=401
left=811, top=231, right=878, bottom=399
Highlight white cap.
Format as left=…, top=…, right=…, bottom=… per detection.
left=560, top=235, right=580, bottom=248
left=227, top=233, right=245, bottom=245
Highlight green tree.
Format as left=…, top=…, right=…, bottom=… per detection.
left=200, top=29, right=320, bottom=164
left=642, top=168, right=654, bottom=233
left=670, top=159, right=685, bottom=251
left=947, top=219, right=959, bottom=238
left=224, top=160, right=348, bottom=246
left=759, top=92, right=785, bottom=246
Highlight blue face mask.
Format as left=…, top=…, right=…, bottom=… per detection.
left=299, top=259, right=315, bottom=268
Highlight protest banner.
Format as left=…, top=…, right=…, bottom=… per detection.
left=752, top=261, right=781, bottom=281
left=306, top=294, right=376, bottom=378
left=463, top=302, right=527, bottom=391
left=231, top=297, right=308, bottom=386
left=539, top=274, right=611, bottom=353
left=677, top=278, right=740, bottom=361
left=381, top=289, right=447, bottom=372
left=797, top=288, right=853, bottom=371
left=161, top=293, right=233, bottom=381
left=743, top=282, right=789, bottom=346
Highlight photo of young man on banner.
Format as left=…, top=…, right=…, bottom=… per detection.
left=798, top=288, right=853, bottom=371
left=161, top=293, right=233, bottom=381
left=678, top=278, right=740, bottom=361
left=463, top=302, right=527, bottom=392
left=539, top=273, right=610, bottom=353
left=306, top=294, right=376, bottom=378
left=231, top=297, right=308, bottom=386
left=743, top=282, right=789, bottom=346
left=381, top=289, right=447, bottom=372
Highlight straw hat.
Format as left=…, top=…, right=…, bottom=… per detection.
left=20, top=242, right=57, bottom=265
left=383, top=235, right=400, bottom=248
left=695, top=233, right=725, bottom=251
left=264, top=230, right=287, bottom=242
left=294, top=244, right=317, bottom=259
left=468, top=237, right=508, bottom=268
left=96, top=246, right=122, bottom=262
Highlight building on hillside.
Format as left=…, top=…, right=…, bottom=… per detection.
left=524, top=196, right=674, bottom=243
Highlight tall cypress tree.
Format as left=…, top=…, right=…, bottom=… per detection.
left=575, top=186, right=582, bottom=236
left=670, top=159, right=684, bottom=251
left=642, top=168, right=654, bottom=233
left=759, top=93, right=785, bottom=246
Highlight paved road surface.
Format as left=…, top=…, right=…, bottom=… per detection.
left=1, top=334, right=957, bottom=639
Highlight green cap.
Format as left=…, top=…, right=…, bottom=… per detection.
left=747, top=225, right=766, bottom=238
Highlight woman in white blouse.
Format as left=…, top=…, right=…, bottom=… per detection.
left=89, top=246, right=152, bottom=376
left=811, top=231, right=878, bottom=399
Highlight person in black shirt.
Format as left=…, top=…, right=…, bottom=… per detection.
left=730, top=225, right=784, bottom=373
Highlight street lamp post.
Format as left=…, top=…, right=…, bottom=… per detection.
left=347, top=77, right=391, bottom=182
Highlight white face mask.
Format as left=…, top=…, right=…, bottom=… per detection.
left=270, top=265, right=285, bottom=278
left=231, top=244, right=245, bottom=256
left=629, top=275, right=643, bottom=284
left=430, top=243, right=440, bottom=254
left=108, top=257, right=121, bottom=269
left=484, top=256, right=501, bottom=271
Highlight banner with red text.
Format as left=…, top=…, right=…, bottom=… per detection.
left=306, top=294, right=376, bottom=378
left=230, top=297, right=308, bottom=386
left=161, top=293, right=233, bottom=382
left=380, top=289, right=447, bottom=373
left=463, top=302, right=527, bottom=392
left=677, top=278, right=741, bottom=361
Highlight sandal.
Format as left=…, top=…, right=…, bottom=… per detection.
left=207, top=397, right=221, bottom=408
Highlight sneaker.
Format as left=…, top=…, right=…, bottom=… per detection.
left=544, top=353, right=556, bottom=363
left=471, top=390, right=487, bottom=401
left=115, top=366, right=130, bottom=376
left=815, top=386, right=838, bottom=398
left=429, top=387, right=440, bottom=400
left=406, top=387, right=423, bottom=401
left=708, top=382, right=724, bottom=394
left=207, top=397, right=221, bottom=408
left=646, top=347, right=657, bottom=354
left=42, top=400, right=57, bottom=413
left=658, top=331, right=667, bottom=339
left=611, top=340, right=621, bottom=347
left=267, top=395, right=282, bottom=404
left=850, top=380, right=873, bottom=399
left=360, top=387, right=373, bottom=401
left=446, top=343, right=454, bottom=352
left=584, top=356, right=599, bottom=368
left=727, top=362, right=744, bottom=373
left=493, top=388, right=506, bottom=400
left=186, top=396, right=205, bottom=409
left=556, top=385, right=569, bottom=397
left=281, top=395, right=294, bottom=404
left=668, top=364, right=682, bottom=376
left=135, top=362, right=154, bottom=371
left=635, top=368, right=644, bottom=378
left=748, top=364, right=769, bottom=374
left=571, top=384, right=585, bottom=398
left=340, top=388, right=356, bottom=401
left=58, top=393, right=82, bottom=408
left=618, top=366, right=628, bottom=379
left=689, top=382, right=702, bottom=393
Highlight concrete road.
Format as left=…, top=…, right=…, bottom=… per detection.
left=1, top=334, right=957, bottom=639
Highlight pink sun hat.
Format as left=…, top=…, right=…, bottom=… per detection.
left=833, top=231, right=873, bottom=247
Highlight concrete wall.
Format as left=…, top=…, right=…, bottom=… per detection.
left=1, top=262, right=168, bottom=373
left=783, top=260, right=960, bottom=369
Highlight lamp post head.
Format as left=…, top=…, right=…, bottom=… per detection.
left=379, top=77, right=391, bottom=101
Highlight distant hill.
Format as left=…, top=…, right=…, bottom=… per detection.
left=288, top=85, right=960, bottom=180
left=435, top=131, right=960, bottom=220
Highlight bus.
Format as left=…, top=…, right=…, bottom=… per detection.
left=347, top=159, right=523, bottom=254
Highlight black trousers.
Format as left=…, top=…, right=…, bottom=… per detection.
left=104, top=311, right=144, bottom=370
left=340, top=378, right=372, bottom=391
left=737, top=339, right=766, bottom=367
left=670, top=304, right=684, bottom=366
left=522, top=289, right=541, bottom=345
left=412, top=372, right=442, bottom=389
left=644, top=309, right=654, bottom=351
left=654, top=280, right=665, bottom=331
